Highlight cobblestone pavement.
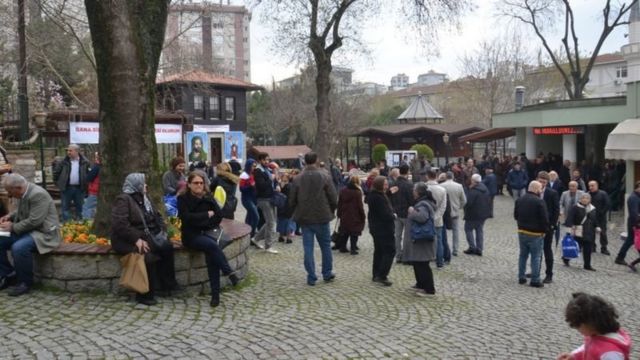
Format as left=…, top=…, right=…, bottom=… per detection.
left=1, top=195, right=640, bottom=359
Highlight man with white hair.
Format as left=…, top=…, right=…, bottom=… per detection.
left=514, top=181, right=548, bottom=288
left=440, top=171, right=466, bottom=256
left=463, top=173, right=491, bottom=256
left=0, top=174, right=61, bottom=296
left=53, top=144, right=90, bottom=222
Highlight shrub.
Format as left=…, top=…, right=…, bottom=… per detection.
left=372, top=143, right=388, bottom=163
left=410, top=144, right=434, bottom=161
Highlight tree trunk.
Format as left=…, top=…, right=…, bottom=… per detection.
left=314, top=58, right=332, bottom=163
left=85, top=1, right=169, bottom=236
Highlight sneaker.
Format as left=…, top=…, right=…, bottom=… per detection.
left=251, top=238, right=264, bottom=249
left=628, top=264, right=637, bottom=273
left=307, top=280, right=316, bottom=286
left=228, top=273, right=240, bottom=286
left=543, top=276, right=553, bottom=284
left=601, top=248, right=611, bottom=256
left=278, top=236, right=285, bottom=243
left=452, top=251, right=458, bottom=256
left=264, top=247, right=279, bottom=254
left=8, top=283, right=30, bottom=297
left=529, top=282, right=544, bottom=288
left=518, top=279, right=527, bottom=285
left=285, top=238, right=293, bottom=244
left=562, top=258, right=570, bottom=266
left=614, top=258, right=628, bottom=265
left=463, top=248, right=475, bottom=255
left=323, top=274, right=336, bottom=283
left=584, top=267, right=596, bottom=271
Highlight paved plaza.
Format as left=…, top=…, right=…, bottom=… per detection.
left=1, top=195, right=639, bottom=359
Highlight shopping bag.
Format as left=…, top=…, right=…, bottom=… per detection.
left=561, top=233, right=580, bottom=259
left=119, top=253, right=149, bottom=293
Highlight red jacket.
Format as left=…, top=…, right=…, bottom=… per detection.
left=571, top=329, right=631, bottom=360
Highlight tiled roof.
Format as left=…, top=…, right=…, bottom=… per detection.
left=353, top=123, right=484, bottom=137
left=157, top=70, right=263, bottom=90
left=253, top=145, right=312, bottom=160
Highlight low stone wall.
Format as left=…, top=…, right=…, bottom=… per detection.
left=34, top=220, right=251, bottom=294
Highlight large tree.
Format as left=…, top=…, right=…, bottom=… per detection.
left=85, top=1, right=169, bottom=235
left=257, top=0, right=469, bottom=162
left=502, top=0, right=638, bottom=99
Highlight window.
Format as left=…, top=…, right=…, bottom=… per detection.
left=193, top=95, right=203, bottom=120
left=225, top=97, right=235, bottom=121
left=617, top=65, right=628, bottom=78
left=209, top=96, right=220, bottom=120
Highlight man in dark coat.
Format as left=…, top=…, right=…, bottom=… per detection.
left=615, top=180, right=640, bottom=265
left=463, top=174, right=491, bottom=256
left=536, top=171, right=559, bottom=284
left=388, top=164, right=414, bottom=263
left=588, top=180, right=611, bottom=255
left=253, top=152, right=278, bottom=253
left=514, top=180, right=549, bottom=288
left=482, top=167, right=498, bottom=218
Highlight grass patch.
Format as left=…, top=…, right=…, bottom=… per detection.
left=222, top=271, right=257, bottom=292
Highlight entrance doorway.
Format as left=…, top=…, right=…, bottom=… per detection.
left=209, top=136, right=222, bottom=166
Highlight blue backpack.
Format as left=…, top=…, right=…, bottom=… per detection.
left=562, top=233, right=580, bottom=258
left=410, top=201, right=436, bottom=242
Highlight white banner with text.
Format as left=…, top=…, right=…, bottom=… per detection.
left=69, top=122, right=183, bottom=144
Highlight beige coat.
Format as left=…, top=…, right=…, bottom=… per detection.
left=10, top=183, right=61, bottom=254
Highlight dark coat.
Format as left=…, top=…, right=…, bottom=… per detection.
left=402, top=197, right=437, bottom=262
left=627, top=191, right=640, bottom=228
left=254, top=165, right=274, bottom=199
left=566, top=204, right=597, bottom=243
left=482, top=173, right=498, bottom=197
left=289, top=165, right=338, bottom=225
left=506, top=169, right=528, bottom=190
left=53, top=154, right=90, bottom=192
left=514, top=192, right=549, bottom=233
left=589, top=189, right=610, bottom=226
left=337, top=184, right=365, bottom=236
left=542, top=187, right=560, bottom=225
left=388, top=176, right=414, bottom=218
left=464, top=182, right=492, bottom=221
left=177, top=191, right=223, bottom=244
left=277, top=182, right=294, bottom=219
left=367, top=190, right=395, bottom=239
left=210, top=175, right=238, bottom=219
left=111, top=193, right=165, bottom=254
left=549, top=180, right=563, bottom=194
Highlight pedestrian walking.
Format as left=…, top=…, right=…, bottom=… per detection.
left=336, top=175, right=365, bottom=254
left=588, top=181, right=611, bottom=255
left=404, top=182, right=437, bottom=296
left=563, top=193, right=597, bottom=271
left=506, top=162, right=528, bottom=200
left=254, top=152, right=279, bottom=253
left=463, top=174, right=491, bottom=256
left=514, top=181, right=548, bottom=288
left=368, top=176, right=396, bottom=286
left=537, top=171, right=559, bottom=283
left=615, top=181, right=640, bottom=265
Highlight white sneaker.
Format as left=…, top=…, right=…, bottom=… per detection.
left=251, top=238, right=264, bottom=249
left=264, top=247, right=279, bottom=254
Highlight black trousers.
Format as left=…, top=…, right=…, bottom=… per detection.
left=543, top=229, right=554, bottom=278
left=143, top=242, right=177, bottom=296
left=412, top=261, right=435, bottom=294
left=372, top=234, right=395, bottom=280
left=575, top=237, right=593, bottom=268
left=599, top=219, right=609, bottom=249
left=337, top=233, right=358, bottom=251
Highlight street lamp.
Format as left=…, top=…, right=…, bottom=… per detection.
left=442, top=133, right=450, bottom=170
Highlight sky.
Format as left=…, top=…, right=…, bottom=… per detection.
left=243, top=0, right=631, bottom=87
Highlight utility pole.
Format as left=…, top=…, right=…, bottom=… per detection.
left=17, top=0, right=29, bottom=141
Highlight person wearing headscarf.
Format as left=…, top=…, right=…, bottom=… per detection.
left=210, top=162, right=239, bottom=220
left=178, top=171, right=239, bottom=307
left=111, top=173, right=178, bottom=306
left=367, top=176, right=396, bottom=286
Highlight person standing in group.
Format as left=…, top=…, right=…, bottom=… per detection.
left=0, top=174, right=61, bottom=297
left=560, top=181, right=584, bottom=233
left=276, top=172, right=296, bottom=244
left=536, top=171, right=559, bottom=284
left=462, top=159, right=479, bottom=189
left=388, top=164, right=414, bottom=263
left=404, top=182, right=437, bottom=296
left=463, top=174, right=491, bottom=256
left=336, top=175, right=365, bottom=254
left=482, top=167, right=498, bottom=218
left=289, top=152, right=338, bottom=286
left=228, top=156, right=242, bottom=176
left=239, top=159, right=259, bottom=241
left=572, top=169, right=587, bottom=192
left=563, top=193, right=598, bottom=271
left=425, top=170, right=448, bottom=268
left=53, top=144, right=90, bottom=222
left=440, top=171, right=466, bottom=257
left=615, top=181, right=640, bottom=266
left=514, top=181, right=548, bottom=288
left=210, top=162, right=239, bottom=220
left=506, top=162, right=528, bottom=200
left=588, top=181, right=611, bottom=255
left=368, top=176, right=396, bottom=286
left=548, top=171, right=564, bottom=193
left=162, top=157, right=186, bottom=196
left=111, top=173, right=178, bottom=306
left=253, top=152, right=279, bottom=253
left=177, top=171, right=239, bottom=307
left=82, top=152, right=101, bottom=220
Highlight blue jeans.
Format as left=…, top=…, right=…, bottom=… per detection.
left=0, top=233, right=37, bottom=286
left=183, top=234, right=233, bottom=296
left=82, top=194, right=98, bottom=220
left=436, top=226, right=450, bottom=267
left=302, top=223, right=333, bottom=283
left=242, top=196, right=259, bottom=237
left=518, top=233, right=544, bottom=283
left=465, top=219, right=485, bottom=251
left=62, top=186, right=85, bottom=222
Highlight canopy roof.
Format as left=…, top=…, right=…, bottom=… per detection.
left=353, top=123, right=483, bottom=137
left=397, top=94, right=443, bottom=121
left=605, top=119, right=640, bottom=160
left=253, top=145, right=312, bottom=160
left=458, top=128, right=516, bottom=143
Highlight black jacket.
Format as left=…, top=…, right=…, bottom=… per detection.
left=542, top=187, right=560, bottom=225
left=53, top=155, right=90, bottom=192
left=514, top=192, right=549, bottom=233
left=464, top=182, right=492, bottom=221
left=589, top=189, right=610, bottom=225
left=627, top=191, right=640, bottom=228
left=177, top=191, right=223, bottom=244
left=565, top=204, right=597, bottom=243
left=254, top=165, right=274, bottom=199
left=367, top=190, right=395, bottom=239
left=210, top=175, right=238, bottom=219
left=388, top=176, right=414, bottom=218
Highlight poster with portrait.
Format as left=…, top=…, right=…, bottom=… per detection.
left=224, top=131, right=244, bottom=163
left=185, top=132, right=208, bottom=166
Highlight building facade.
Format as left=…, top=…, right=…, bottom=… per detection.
left=417, top=70, right=448, bottom=86
left=390, top=73, right=409, bottom=89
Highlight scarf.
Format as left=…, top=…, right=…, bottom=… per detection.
left=122, top=173, right=153, bottom=213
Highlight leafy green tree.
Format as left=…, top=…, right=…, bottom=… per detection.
left=411, top=144, right=434, bottom=161
left=372, top=143, right=388, bottom=163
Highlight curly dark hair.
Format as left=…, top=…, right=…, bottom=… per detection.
left=565, top=292, right=620, bottom=334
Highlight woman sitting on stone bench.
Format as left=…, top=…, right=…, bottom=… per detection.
left=111, top=173, right=179, bottom=306
left=178, top=170, right=239, bottom=308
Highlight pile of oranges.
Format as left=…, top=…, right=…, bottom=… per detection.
left=61, top=221, right=110, bottom=246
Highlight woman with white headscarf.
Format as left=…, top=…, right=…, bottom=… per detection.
left=111, top=173, right=178, bottom=306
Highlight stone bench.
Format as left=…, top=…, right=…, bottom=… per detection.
left=34, top=219, right=251, bottom=294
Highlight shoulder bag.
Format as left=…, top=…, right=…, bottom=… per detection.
left=131, top=196, right=170, bottom=251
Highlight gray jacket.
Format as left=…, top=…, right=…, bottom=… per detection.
left=440, top=179, right=467, bottom=218
left=402, top=198, right=436, bottom=262
left=560, top=190, right=584, bottom=217
left=10, top=183, right=61, bottom=254
left=162, top=170, right=185, bottom=196
left=426, top=180, right=447, bottom=228
left=53, top=155, right=90, bottom=192
left=289, top=165, right=338, bottom=225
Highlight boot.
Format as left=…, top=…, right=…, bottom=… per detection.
left=350, top=238, right=359, bottom=255
left=210, top=292, right=220, bottom=307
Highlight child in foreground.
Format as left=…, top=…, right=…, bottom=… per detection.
left=557, top=292, right=631, bottom=360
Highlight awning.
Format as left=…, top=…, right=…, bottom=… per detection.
left=605, top=119, right=640, bottom=160
left=458, top=128, right=516, bottom=143
left=253, top=145, right=312, bottom=160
